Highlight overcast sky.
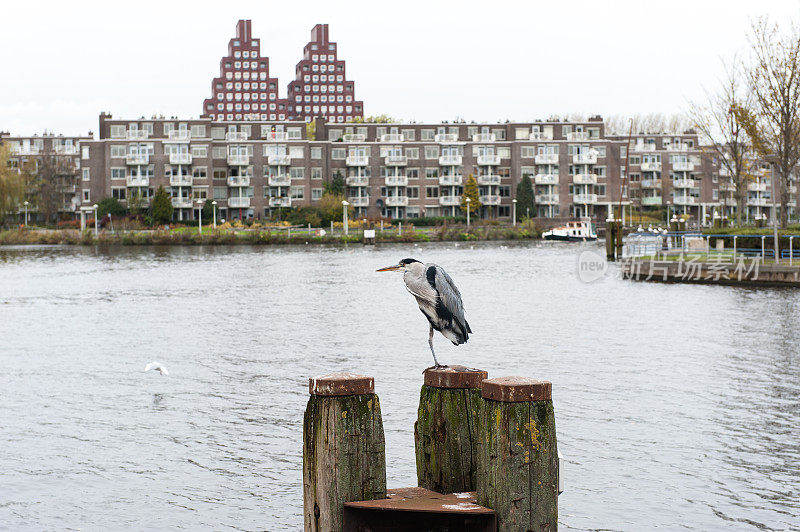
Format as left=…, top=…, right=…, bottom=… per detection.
left=1, top=0, right=798, bottom=136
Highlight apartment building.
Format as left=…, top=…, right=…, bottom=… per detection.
left=0, top=132, right=93, bottom=217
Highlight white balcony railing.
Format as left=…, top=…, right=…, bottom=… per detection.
left=640, top=162, right=661, bottom=172
left=269, top=197, right=291, bottom=208
left=167, top=130, right=191, bottom=141
left=227, top=153, right=250, bottom=166
left=342, top=133, right=366, bottom=142
left=479, top=195, right=502, bottom=205
left=15, top=146, right=40, bottom=156
left=477, top=174, right=501, bottom=186
left=347, top=196, right=369, bottom=207
left=227, top=175, right=251, bottom=187
left=268, top=154, right=291, bottom=166
left=385, top=175, right=408, bottom=186
left=472, top=133, right=496, bottom=143
left=435, top=133, right=459, bottom=143
left=54, top=145, right=79, bottom=155
left=439, top=196, right=462, bottom=206
left=346, top=155, right=369, bottom=166
left=225, top=131, right=248, bottom=141
left=126, top=175, right=150, bottom=187
left=477, top=154, right=501, bottom=166
left=666, top=143, right=690, bottom=151
left=674, top=196, right=698, bottom=205
left=633, top=143, right=656, bottom=152
left=169, top=175, right=193, bottom=187
left=534, top=174, right=558, bottom=185
left=264, top=131, right=289, bottom=142
left=573, top=173, right=598, bottom=185
left=126, top=153, right=149, bottom=165
left=573, top=193, right=598, bottom=204
left=535, top=194, right=559, bottom=205
left=385, top=155, right=408, bottom=166
left=268, top=175, right=291, bottom=187
left=641, top=179, right=662, bottom=188
left=171, top=197, right=193, bottom=209
left=641, top=196, right=663, bottom=206
left=535, top=153, right=559, bottom=165
left=748, top=182, right=768, bottom=192
left=672, top=161, right=695, bottom=172
left=673, top=178, right=697, bottom=188
left=380, top=133, right=403, bottom=143
left=230, top=197, right=252, bottom=208
left=346, top=176, right=369, bottom=186
left=565, top=131, right=589, bottom=141
left=439, top=175, right=463, bottom=186
left=439, top=155, right=463, bottom=166
left=126, top=130, right=148, bottom=140
left=385, top=196, right=409, bottom=207
left=530, top=131, right=554, bottom=140
left=747, top=197, right=769, bottom=206
left=169, top=153, right=192, bottom=165
left=572, top=152, right=597, bottom=165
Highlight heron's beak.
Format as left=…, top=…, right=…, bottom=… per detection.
left=376, top=264, right=401, bottom=272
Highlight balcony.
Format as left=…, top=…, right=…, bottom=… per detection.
left=672, top=161, right=695, bottom=171
left=342, top=133, right=366, bottom=142
left=573, top=174, right=598, bottom=185
left=477, top=174, right=501, bottom=186
left=435, top=133, right=459, bottom=143
left=666, top=143, right=690, bottom=151
left=225, top=131, right=249, bottom=141
left=15, top=146, right=40, bottom=156
left=264, top=131, right=289, bottom=142
left=167, top=130, right=191, bottom=141
left=472, top=133, right=496, bottom=143
left=169, top=153, right=192, bottom=165
left=268, top=154, right=291, bottom=166
left=439, top=196, right=462, bottom=206
left=169, top=175, right=193, bottom=187
left=477, top=154, right=501, bottom=166
left=126, top=153, right=149, bottom=165
left=380, top=133, right=403, bottom=143
left=565, top=131, right=589, bottom=141
left=535, top=153, right=559, bottom=165
left=790, top=185, right=798, bottom=194
left=641, top=162, right=661, bottom=172
left=385, top=196, right=409, bottom=207
left=534, top=174, right=558, bottom=185
left=385, top=155, right=408, bottom=166
left=641, top=196, right=663, bottom=206
left=573, top=193, right=598, bottom=204
left=439, top=154, right=463, bottom=166
left=673, top=178, right=697, bottom=188
left=530, top=131, right=554, bottom=141
left=347, top=196, right=369, bottom=207
left=269, top=197, right=291, bottom=208
left=54, top=145, right=79, bottom=155
left=641, top=179, right=662, bottom=188
left=572, top=152, right=597, bottom=165
left=747, top=197, right=769, bottom=206
left=719, top=166, right=731, bottom=177
left=633, top=143, right=656, bottom=152
left=719, top=182, right=735, bottom=191
left=721, top=197, right=738, bottom=206
left=227, top=153, right=250, bottom=166
left=230, top=197, right=252, bottom=208
left=748, top=182, right=768, bottom=192
left=789, top=200, right=798, bottom=207
left=346, top=175, right=369, bottom=186
left=439, top=175, right=463, bottom=186
left=126, top=175, right=150, bottom=187
left=171, top=197, right=193, bottom=209
left=479, top=195, right=502, bottom=205
left=346, top=155, right=369, bottom=166
left=126, top=130, right=148, bottom=140
left=228, top=175, right=251, bottom=187
left=674, top=196, right=698, bottom=206
left=385, top=175, right=408, bottom=186
left=268, top=175, right=291, bottom=187
left=535, top=194, right=559, bottom=205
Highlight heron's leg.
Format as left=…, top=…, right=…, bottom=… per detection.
left=428, top=324, right=441, bottom=367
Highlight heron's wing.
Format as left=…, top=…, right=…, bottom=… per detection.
left=429, top=264, right=467, bottom=327
left=144, top=362, right=155, bottom=372
left=160, top=367, right=169, bottom=376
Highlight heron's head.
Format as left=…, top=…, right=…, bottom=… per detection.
left=376, top=258, right=420, bottom=272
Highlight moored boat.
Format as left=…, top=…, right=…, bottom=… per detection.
left=542, top=219, right=597, bottom=241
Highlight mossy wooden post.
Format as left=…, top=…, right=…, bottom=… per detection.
left=476, top=377, right=558, bottom=532
left=414, top=365, right=487, bottom=493
left=303, top=372, right=387, bottom=532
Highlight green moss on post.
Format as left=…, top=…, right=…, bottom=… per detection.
left=414, top=366, right=487, bottom=493
left=303, top=373, right=386, bottom=532
left=476, top=377, right=558, bottom=532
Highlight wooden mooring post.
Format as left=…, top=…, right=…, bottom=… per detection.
left=303, top=372, right=387, bottom=532
left=605, top=219, right=623, bottom=261
left=476, top=377, right=558, bottom=532
left=414, top=365, right=487, bottom=494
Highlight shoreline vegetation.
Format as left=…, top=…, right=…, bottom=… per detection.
left=0, top=221, right=540, bottom=246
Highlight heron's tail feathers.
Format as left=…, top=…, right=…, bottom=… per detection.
left=443, top=319, right=470, bottom=345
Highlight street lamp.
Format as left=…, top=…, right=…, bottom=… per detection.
left=342, top=200, right=349, bottom=235
left=23, top=200, right=28, bottom=226
left=466, top=197, right=471, bottom=227
left=197, top=199, right=204, bottom=234
left=512, top=199, right=517, bottom=226
left=666, top=200, right=671, bottom=227
left=212, top=200, right=217, bottom=229
left=92, top=204, right=98, bottom=237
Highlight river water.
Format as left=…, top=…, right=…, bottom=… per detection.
left=0, top=241, right=798, bottom=531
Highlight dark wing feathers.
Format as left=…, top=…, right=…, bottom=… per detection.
left=426, top=264, right=470, bottom=344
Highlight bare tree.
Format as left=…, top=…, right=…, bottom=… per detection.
left=688, top=60, right=755, bottom=225
left=739, top=17, right=800, bottom=228
left=605, top=113, right=692, bottom=136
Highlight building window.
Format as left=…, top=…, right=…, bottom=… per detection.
left=82, top=189, right=91, bottom=202
left=110, top=168, right=125, bottom=179
left=311, top=188, right=323, bottom=200
left=290, top=186, right=305, bottom=199
left=82, top=168, right=90, bottom=181
left=311, top=147, right=322, bottom=159
left=311, top=167, right=322, bottom=179
left=290, top=167, right=305, bottom=180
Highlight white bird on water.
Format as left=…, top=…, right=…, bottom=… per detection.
left=144, top=362, right=169, bottom=375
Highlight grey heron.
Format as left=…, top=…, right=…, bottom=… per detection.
left=377, top=258, right=472, bottom=367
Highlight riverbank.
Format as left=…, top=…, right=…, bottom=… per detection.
left=0, top=224, right=540, bottom=246
left=621, top=256, right=800, bottom=286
